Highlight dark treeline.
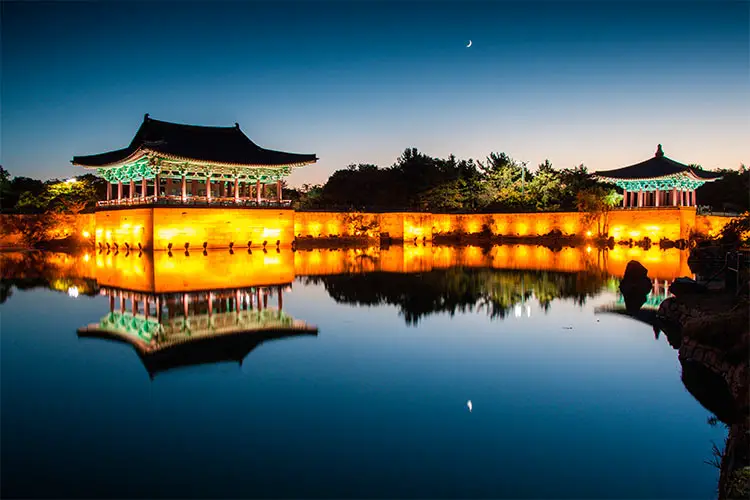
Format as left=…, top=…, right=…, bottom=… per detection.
left=0, top=166, right=105, bottom=214
left=1, top=153, right=747, bottom=215
left=286, top=148, right=749, bottom=214
left=288, top=149, right=605, bottom=213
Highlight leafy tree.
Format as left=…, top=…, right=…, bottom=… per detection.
left=576, top=185, right=622, bottom=237
left=528, top=159, right=564, bottom=211
left=0, top=166, right=10, bottom=195
left=2, top=175, right=44, bottom=213
left=16, top=177, right=100, bottom=214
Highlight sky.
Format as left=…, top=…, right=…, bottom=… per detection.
left=2, top=0, right=748, bottom=186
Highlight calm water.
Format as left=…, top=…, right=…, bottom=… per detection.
left=1, top=246, right=725, bottom=499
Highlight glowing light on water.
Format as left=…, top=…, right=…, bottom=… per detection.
left=67, top=286, right=79, bottom=298
left=467, top=400, right=472, bottom=412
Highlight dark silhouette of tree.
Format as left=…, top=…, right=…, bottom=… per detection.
left=696, top=164, right=749, bottom=213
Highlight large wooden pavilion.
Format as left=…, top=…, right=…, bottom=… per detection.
left=72, top=114, right=317, bottom=208
left=594, top=145, right=722, bottom=208
left=77, top=285, right=318, bottom=378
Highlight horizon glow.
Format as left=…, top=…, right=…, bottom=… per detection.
left=2, top=1, right=747, bottom=187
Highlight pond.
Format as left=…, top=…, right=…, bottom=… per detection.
left=0, top=245, right=725, bottom=498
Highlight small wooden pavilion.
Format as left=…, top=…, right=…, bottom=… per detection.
left=72, top=114, right=317, bottom=208
left=594, top=145, right=722, bottom=208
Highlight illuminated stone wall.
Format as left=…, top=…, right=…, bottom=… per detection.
left=1, top=207, right=737, bottom=250
left=294, top=211, right=381, bottom=239
left=95, top=208, right=154, bottom=250
left=293, top=207, right=729, bottom=243
left=151, top=207, right=295, bottom=250
left=94, top=207, right=295, bottom=250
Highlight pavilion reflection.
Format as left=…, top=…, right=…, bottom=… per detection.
left=77, top=284, right=317, bottom=378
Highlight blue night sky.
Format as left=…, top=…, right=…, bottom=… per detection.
left=2, top=1, right=748, bottom=186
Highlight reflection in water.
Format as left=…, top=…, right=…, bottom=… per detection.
left=0, top=245, right=697, bottom=328
left=0, top=244, right=733, bottom=498
left=302, top=268, right=612, bottom=325
left=77, top=286, right=317, bottom=378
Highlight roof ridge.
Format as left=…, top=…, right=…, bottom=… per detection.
left=146, top=117, right=240, bottom=130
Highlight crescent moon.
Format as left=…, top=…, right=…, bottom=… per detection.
left=466, top=40, right=472, bottom=48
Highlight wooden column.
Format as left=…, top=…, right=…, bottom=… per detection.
left=637, top=190, right=643, bottom=208
left=154, top=174, right=160, bottom=199
left=118, top=181, right=123, bottom=200
left=672, top=188, right=678, bottom=206
left=655, top=188, right=660, bottom=207
left=181, top=175, right=187, bottom=202
left=691, top=189, right=696, bottom=207
left=256, top=180, right=261, bottom=204
left=276, top=180, right=282, bottom=202
left=206, top=177, right=212, bottom=202
left=234, top=178, right=240, bottom=203
left=622, top=189, right=627, bottom=208
left=129, top=180, right=135, bottom=200
left=141, top=177, right=147, bottom=199
left=107, top=182, right=112, bottom=201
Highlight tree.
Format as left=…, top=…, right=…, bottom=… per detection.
left=576, top=186, right=622, bottom=237
left=476, top=152, right=532, bottom=211
left=16, top=177, right=100, bottom=214
left=528, top=160, right=564, bottom=211
left=696, top=164, right=749, bottom=213
left=2, top=175, right=45, bottom=213
left=0, top=166, right=10, bottom=195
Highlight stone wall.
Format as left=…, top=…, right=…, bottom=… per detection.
left=92, top=207, right=295, bottom=250
left=1, top=207, right=736, bottom=250
left=294, top=207, right=726, bottom=243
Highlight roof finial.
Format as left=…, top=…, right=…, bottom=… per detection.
left=235, top=122, right=240, bottom=129
left=144, top=113, right=150, bottom=121
left=655, top=144, right=664, bottom=157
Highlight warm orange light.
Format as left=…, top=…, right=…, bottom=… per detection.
left=586, top=231, right=592, bottom=237
left=262, top=228, right=281, bottom=238
left=82, top=230, right=91, bottom=238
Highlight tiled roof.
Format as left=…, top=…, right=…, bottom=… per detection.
left=594, top=145, right=723, bottom=181
left=72, top=114, right=317, bottom=168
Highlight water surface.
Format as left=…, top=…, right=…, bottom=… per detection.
left=1, top=246, right=724, bottom=498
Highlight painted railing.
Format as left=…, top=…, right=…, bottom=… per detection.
left=97, top=196, right=292, bottom=208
